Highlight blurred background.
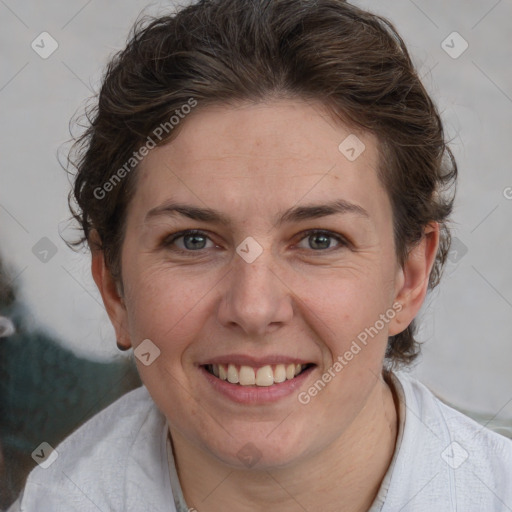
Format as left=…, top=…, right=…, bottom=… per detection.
left=1, top=0, right=511, bottom=508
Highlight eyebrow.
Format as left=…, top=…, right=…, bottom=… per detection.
left=275, top=199, right=369, bottom=226
left=144, top=199, right=369, bottom=226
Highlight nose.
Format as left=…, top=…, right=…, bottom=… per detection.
left=216, top=251, right=294, bottom=337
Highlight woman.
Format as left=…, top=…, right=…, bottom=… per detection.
left=10, top=0, right=512, bottom=510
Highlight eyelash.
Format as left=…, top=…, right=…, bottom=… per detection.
left=162, top=229, right=349, bottom=254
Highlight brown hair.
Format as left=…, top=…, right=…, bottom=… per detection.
left=66, top=0, right=457, bottom=367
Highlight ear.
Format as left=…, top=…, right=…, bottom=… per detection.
left=90, top=230, right=132, bottom=350
left=388, top=222, right=440, bottom=336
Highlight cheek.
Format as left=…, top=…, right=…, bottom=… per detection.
left=297, top=267, right=393, bottom=356
left=123, top=267, right=208, bottom=409
left=123, top=265, right=211, bottom=351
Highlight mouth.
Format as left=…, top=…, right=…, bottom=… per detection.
left=203, top=363, right=315, bottom=387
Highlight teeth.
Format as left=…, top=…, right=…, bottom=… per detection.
left=209, top=363, right=309, bottom=386
left=255, top=365, right=274, bottom=386
left=273, top=364, right=287, bottom=383
left=227, top=364, right=239, bottom=384
left=239, top=366, right=255, bottom=385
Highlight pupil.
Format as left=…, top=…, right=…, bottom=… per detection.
left=184, top=234, right=206, bottom=250
left=310, top=234, right=330, bottom=250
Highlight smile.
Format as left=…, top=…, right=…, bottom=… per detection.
left=204, top=363, right=314, bottom=386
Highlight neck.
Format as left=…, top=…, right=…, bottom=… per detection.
left=170, top=373, right=398, bottom=512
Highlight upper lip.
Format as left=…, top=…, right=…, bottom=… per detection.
left=199, top=354, right=315, bottom=367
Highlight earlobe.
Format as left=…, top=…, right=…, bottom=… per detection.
left=90, top=232, right=132, bottom=350
left=388, top=223, right=440, bottom=337
left=116, top=339, right=131, bottom=351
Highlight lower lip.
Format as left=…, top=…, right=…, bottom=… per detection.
left=199, top=365, right=315, bottom=404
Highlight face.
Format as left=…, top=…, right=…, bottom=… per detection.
left=97, top=99, right=427, bottom=469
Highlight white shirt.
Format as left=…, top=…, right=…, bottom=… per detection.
left=8, top=372, right=512, bottom=511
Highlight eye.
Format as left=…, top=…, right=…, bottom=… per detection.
left=163, top=230, right=216, bottom=251
left=296, top=230, right=347, bottom=251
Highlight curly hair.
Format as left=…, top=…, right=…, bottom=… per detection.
left=66, top=0, right=457, bottom=367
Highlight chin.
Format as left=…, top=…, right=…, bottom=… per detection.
left=205, top=425, right=315, bottom=471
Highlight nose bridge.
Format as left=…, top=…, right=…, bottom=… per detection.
left=217, top=248, right=293, bottom=335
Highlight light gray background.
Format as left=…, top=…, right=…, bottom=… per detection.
left=1, top=0, right=511, bottom=419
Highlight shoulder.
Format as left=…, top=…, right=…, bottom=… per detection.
left=400, top=371, right=512, bottom=460
left=16, top=386, right=173, bottom=512
left=383, top=371, right=512, bottom=511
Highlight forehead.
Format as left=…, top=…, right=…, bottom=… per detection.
left=131, top=99, right=389, bottom=224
